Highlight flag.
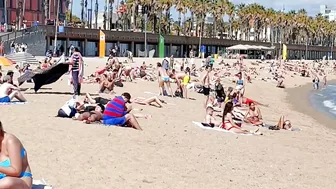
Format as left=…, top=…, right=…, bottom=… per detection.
left=282, top=44, right=287, bottom=60
left=99, top=30, right=106, bottom=58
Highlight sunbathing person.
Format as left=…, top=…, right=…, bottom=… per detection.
left=203, top=104, right=221, bottom=127
left=85, top=93, right=110, bottom=105
left=221, top=102, right=262, bottom=135
left=73, top=104, right=105, bottom=124
left=0, top=76, right=26, bottom=103
left=244, top=102, right=264, bottom=126
left=0, top=121, right=32, bottom=188
left=269, top=116, right=292, bottom=130
left=103, top=92, right=142, bottom=130
left=99, top=74, right=114, bottom=94
left=133, top=96, right=165, bottom=108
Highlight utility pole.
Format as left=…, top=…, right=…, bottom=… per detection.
left=198, top=0, right=204, bottom=58
left=54, top=0, right=60, bottom=54
left=4, top=0, right=7, bottom=31
left=95, top=0, right=98, bottom=29
left=144, top=12, right=147, bottom=57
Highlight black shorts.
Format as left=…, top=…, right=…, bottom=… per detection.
left=203, top=86, right=210, bottom=96
left=94, top=97, right=110, bottom=105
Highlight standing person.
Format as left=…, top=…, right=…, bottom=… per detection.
left=169, top=55, right=174, bottom=70
left=202, top=65, right=211, bottom=108
left=10, top=42, right=15, bottom=54
left=162, top=58, right=169, bottom=71
left=157, top=62, right=174, bottom=97
left=0, top=41, right=4, bottom=56
left=69, top=47, right=83, bottom=98
left=0, top=121, right=33, bottom=188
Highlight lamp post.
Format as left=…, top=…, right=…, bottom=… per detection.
left=4, top=0, right=7, bottom=31
left=305, top=40, right=308, bottom=60
left=53, top=0, right=60, bottom=54
left=331, top=36, right=334, bottom=60
left=144, top=13, right=147, bottom=57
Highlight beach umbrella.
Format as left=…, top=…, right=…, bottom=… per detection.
left=0, top=56, right=15, bottom=66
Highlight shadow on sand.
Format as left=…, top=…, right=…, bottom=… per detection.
left=25, top=91, right=99, bottom=96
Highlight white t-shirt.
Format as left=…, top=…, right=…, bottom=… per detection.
left=60, top=99, right=76, bottom=116
left=0, top=83, right=12, bottom=98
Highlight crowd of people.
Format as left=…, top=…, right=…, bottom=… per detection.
left=1, top=44, right=336, bottom=188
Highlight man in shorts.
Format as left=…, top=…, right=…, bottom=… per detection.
left=102, top=92, right=142, bottom=130
left=0, top=75, right=26, bottom=103
left=202, top=65, right=212, bottom=108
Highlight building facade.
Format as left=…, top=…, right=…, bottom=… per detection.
left=320, top=5, right=336, bottom=21
left=0, top=0, right=66, bottom=28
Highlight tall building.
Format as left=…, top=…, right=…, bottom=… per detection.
left=0, top=0, right=66, bottom=27
left=320, top=5, right=336, bottom=21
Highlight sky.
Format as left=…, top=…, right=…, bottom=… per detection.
left=72, top=0, right=334, bottom=20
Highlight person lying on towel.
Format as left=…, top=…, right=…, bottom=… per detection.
left=0, top=76, right=27, bottom=103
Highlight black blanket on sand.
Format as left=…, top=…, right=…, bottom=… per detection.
left=18, top=63, right=69, bottom=92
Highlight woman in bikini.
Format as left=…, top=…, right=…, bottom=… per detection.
left=133, top=96, right=166, bottom=108
left=269, top=116, right=292, bottom=130
left=181, top=67, right=191, bottom=99
left=244, top=102, right=264, bottom=126
left=221, top=102, right=262, bottom=135
left=0, top=121, right=32, bottom=189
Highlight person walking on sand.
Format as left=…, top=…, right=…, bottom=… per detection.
left=202, top=65, right=212, bottom=108
left=69, top=47, right=84, bottom=99
left=157, top=62, right=174, bottom=97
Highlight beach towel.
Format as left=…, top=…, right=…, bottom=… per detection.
left=18, top=63, right=69, bottom=92
left=192, top=121, right=252, bottom=135
left=0, top=101, right=27, bottom=105
left=33, top=179, right=53, bottom=189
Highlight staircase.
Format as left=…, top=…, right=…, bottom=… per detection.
left=5, top=52, right=40, bottom=65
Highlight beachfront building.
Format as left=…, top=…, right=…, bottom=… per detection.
left=320, top=5, right=336, bottom=21
left=0, top=0, right=66, bottom=29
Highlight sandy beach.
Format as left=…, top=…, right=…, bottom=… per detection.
left=1, top=57, right=336, bottom=189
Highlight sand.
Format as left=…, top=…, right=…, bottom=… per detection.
left=1, top=57, right=336, bottom=189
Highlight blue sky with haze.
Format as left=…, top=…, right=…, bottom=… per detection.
left=72, top=0, right=332, bottom=19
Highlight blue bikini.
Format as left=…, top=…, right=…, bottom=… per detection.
left=0, top=148, right=32, bottom=179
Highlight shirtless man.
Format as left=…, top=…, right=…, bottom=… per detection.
left=0, top=76, right=26, bottom=103
left=157, top=62, right=174, bottom=97
left=99, top=74, right=114, bottom=94
left=74, top=104, right=105, bottom=124
left=202, top=65, right=212, bottom=108
left=170, top=69, right=186, bottom=90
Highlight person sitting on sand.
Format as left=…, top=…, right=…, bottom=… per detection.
left=0, top=121, right=32, bottom=188
left=103, top=92, right=142, bottom=130
left=157, top=62, right=174, bottom=97
left=133, top=96, right=166, bottom=108
left=269, top=116, right=292, bottom=130
left=214, top=78, right=225, bottom=108
left=99, top=74, right=114, bottom=94
left=73, top=104, right=105, bottom=124
left=0, top=76, right=26, bottom=103
left=276, top=78, right=285, bottom=88
left=203, top=104, right=221, bottom=127
left=221, top=102, right=262, bottom=135
left=244, top=102, right=264, bottom=126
